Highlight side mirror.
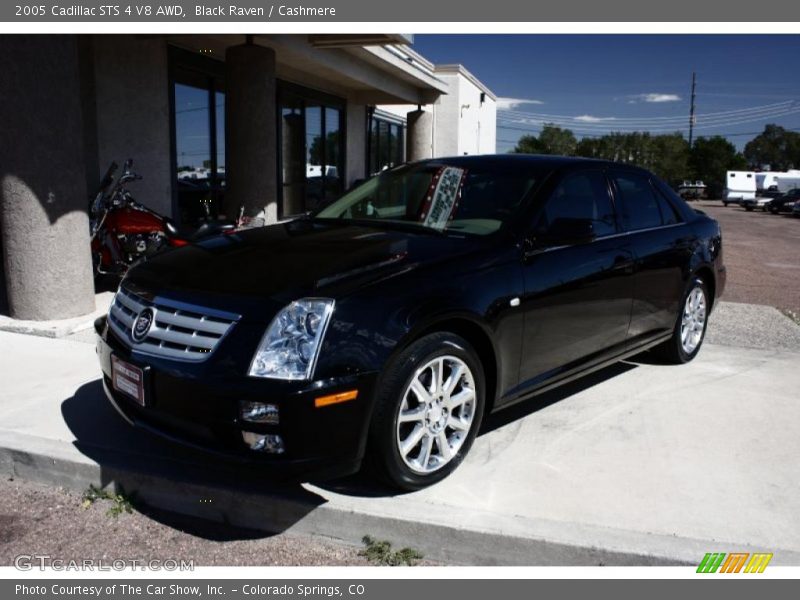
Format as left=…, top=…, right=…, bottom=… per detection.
left=531, top=217, right=597, bottom=248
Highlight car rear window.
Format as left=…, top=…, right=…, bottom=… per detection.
left=612, top=172, right=666, bottom=231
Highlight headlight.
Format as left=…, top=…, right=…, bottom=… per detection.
left=248, top=298, right=334, bottom=380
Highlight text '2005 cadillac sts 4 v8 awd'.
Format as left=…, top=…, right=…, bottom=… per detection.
left=96, top=155, right=726, bottom=490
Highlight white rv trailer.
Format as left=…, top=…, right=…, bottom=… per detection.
left=757, top=170, right=800, bottom=192
left=724, top=171, right=757, bottom=205
left=774, top=170, right=800, bottom=193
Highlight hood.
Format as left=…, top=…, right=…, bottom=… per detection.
left=125, top=219, right=476, bottom=308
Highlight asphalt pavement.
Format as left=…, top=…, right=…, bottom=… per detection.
left=695, top=200, right=800, bottom=313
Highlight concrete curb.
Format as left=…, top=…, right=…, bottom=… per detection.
left=0, top=292, right=114, bottom=338
left=3, top=429, right=798, bottom=566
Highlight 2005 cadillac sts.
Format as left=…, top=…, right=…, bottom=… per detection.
left=95, top=155, right=726, bottom=489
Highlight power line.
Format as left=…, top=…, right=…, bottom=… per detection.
left=497, top=104, right=800, bottom=132
left=496, top=126, right=800, bottom=145
left=497, top=106, right=800, bottom=135
left=499, top=100, right=797, bottom=124
left=688, top=71, right=697, bottom=147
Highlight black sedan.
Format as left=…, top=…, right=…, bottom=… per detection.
left=95, top=155, right=726, bottom=490
left=768, top=188, right=800, bottom=214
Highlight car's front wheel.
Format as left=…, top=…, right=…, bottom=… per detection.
left=368, top=332, right=485, bottom=490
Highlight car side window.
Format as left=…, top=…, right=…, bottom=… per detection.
left=612, top=171, right=665, bottom=231
left=534, top=170, right=617, bottom=237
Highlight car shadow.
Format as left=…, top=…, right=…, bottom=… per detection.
left=480, top=361, right=638, bottom=434
left=319, top=359, right=640, bottom=498
left=60, top=380, right=325, bottom=541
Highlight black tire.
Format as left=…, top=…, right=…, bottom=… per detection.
left=653, top=277, right=710, bottom=364
left=745, top=206, right=754, bottom=212
left=367, top=332, right=485, bottom=491
left=723, top=202, right=729, bottom=207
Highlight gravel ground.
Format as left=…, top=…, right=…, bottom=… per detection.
left=0, top=477, right=374, bottom=567
left=708, top=301, right=800, bottom=352
left=695, top=200, right=800, bottom=314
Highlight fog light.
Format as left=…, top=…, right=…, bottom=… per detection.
left=240, top=401, right=279, bottom=424
left=242, top=431, right=285, bottom=454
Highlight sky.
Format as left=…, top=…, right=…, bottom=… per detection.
left=412, top=35, right=800, bottom=153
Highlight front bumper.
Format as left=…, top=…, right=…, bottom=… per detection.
left=95, top=316, right=377, bottom=480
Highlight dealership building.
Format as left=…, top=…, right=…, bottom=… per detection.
left=0, top=34, right=496, bottom=322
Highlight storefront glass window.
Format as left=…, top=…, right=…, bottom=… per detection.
left=278, top=85, right=345, bottom=217
left=369, top=115, right=405, bottom=175
left=170, top=48, right=226, bottom=224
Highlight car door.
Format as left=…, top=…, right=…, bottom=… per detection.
left=608, top=169, right=693, bottom=345
left=515, top=168, right=635, bottom=392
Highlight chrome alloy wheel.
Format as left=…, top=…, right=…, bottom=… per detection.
left=680, top=286, right=707, bottom=355
left=395, top=355, right=476, bottom=474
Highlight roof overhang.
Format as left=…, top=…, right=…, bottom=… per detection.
left=166, top=34, right=446, bottom=106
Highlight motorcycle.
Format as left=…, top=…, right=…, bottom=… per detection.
left=89, top=159, right=238, bottom=277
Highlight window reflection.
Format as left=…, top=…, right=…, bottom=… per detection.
left=172, top=66, right=226, bottom=224
left=279, top=87, right=345, bottom=217
left=369, top=114, right=405, bottom=175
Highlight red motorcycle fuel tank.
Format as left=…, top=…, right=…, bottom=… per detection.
left=105, top=206, right=166, bottom=234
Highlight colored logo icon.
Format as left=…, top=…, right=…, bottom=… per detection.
left=697, top=552, right=773, bottom=573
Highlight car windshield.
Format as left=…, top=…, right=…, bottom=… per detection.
left=314, top=163, right=540, bottom=236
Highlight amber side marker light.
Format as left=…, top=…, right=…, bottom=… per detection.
left=315, top=390, right=359, bottom=408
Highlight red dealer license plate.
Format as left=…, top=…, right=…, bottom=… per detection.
left=111, top=355, right=145, bottom=406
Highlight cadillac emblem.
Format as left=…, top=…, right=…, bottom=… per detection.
left=131, top=307, right=155, bottom=343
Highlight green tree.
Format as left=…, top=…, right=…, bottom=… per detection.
left=573, top=131, right=688, bottom=185
left=537, top=125, right=578, bottom=156
left=575, top=137, right=601, bottom=158
left=743, top=124, right=800, bottom=170
left=651, top=133, right=690, bottom=185
left=511, top=134, right=542, bottom=154
left=512, top=124, right=577, bottom=156
left=689, top=136, right=747, bottom=198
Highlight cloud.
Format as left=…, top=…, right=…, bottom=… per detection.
left=496, top=97, right=545, bottom=110
left=629, top=93, right=682, bottom=104
left=574, top=114, right=617, bottom=122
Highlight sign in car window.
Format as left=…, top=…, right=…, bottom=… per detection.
left=419, top=166, right=467, bottom=231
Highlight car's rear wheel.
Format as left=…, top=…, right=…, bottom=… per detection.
left=653, top=277, right=710, bottom=364
left=367, top=332, right=485, bottom=490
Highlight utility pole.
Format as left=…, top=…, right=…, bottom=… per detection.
left=688, top=71, right=697, bottom=148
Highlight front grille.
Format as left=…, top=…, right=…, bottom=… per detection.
left=108, top=286, right=239, bottom=362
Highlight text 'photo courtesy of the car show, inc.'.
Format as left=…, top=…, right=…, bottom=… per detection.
left=1, top=0, right=800, bottom=595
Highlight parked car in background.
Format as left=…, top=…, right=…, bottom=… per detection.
left=677, top=180, right=707, bottom=200
left=793, top=200, right=800, bottom=217
left=95, top=155, right=726, bottom=490
left=768, top=188, right=800, bottom=214
left=740, top=196, right=773, bottom=212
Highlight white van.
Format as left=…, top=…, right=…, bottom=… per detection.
left=724, top=171, right=756, bottom=206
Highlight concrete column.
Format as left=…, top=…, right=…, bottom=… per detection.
left=406, top=109, right=433, bottom=162
left=226, top=44, right=278, bottom=224
left=93, top=36, right=172, bottom=217
left=0, top=36, right=95, bottom=321
left=345, top=102, right=367, bottom=187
